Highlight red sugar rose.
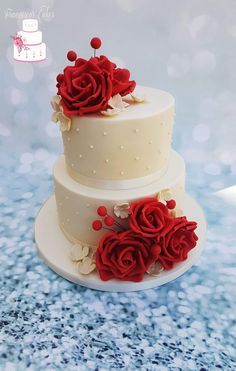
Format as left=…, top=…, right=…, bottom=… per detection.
left=92, top=56, right=136, bottom=96
left=96, top=230, right=161, bottom=282
left=129, top=198, right=175, bottom=239
left=57, top=55, right=136, bottom=116
left=112, top=68, right=136, bottom=97
left=58, top=57, right=113, bottom=116
left=159, top=216, right=198, bottom=269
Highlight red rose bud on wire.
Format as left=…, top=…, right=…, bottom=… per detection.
left=104, top=216, right=114, bottom=227
left=67, top=50, right=77, bottom=62
left=56, top=74, right=64, bottom=83
left=92, top=220, right=102, bottom=231
left=166, top=199, right=176, bottom=210
left=90, top=37, right=102, bottom=50
left=97, top=206, right=107, bottom=217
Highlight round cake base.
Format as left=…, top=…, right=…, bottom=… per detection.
left=35, top=195, right=206, bottom=292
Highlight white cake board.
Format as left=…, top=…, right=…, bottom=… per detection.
left=35, top=195, right=206, bottom=292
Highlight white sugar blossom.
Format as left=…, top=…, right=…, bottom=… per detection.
left=114, top=203, right=130, bottom=219
left=70, top=243, right=89, bottom=262
left=146, top=260, right=164, bottom=276
left=77, top=257, right=96, bottom=275
left=70, top=243, right=96, bottom=275
left=51, top=95, right=71, bottom=132
left=108, top=94, right=129, bottom=110
left=101, top=94, right=129, bottom=116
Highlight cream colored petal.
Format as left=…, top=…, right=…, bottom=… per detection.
left=108, top=94, right=122, bottom=108
left=146, top=260, right=164, bottom=276
left=156, top=192, right=166, bottom=204
left=77, top=257, right=96, bottom=275
left=101, top=108, right=121, bottom=117
left=169, top=208, right=183, bottom=217
left=57, top=112, right=71, bottom=132
left=131, top=92, right=146, bottom=103
left=162, top=190, right=172, bottom=201
left=175, top=208, right=183, bottom=217
left=70, top=244, right=89, bottom=262
left=50, top=95, right=61, bottom=111
left=51, top=111, right=59, bottom=123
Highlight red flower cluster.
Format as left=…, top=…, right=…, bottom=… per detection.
left=96, top=230, right=161, bottom=282
left=56, top=55, right=136, bottom=117
left=95, top=198, right=198, bottom=282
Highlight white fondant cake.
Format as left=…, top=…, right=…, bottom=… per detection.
left=13, top=19, right=46, bottom=62
left=62, top=86, right=174, bottom=186
left=35, top=39, right=205, bottom=286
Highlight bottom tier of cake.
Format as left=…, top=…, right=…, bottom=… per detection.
left=14, top=43, right=46, bottom=62
left=35, top=193, right=206, bottom=291
left=53, top=150, right=185, bottom=248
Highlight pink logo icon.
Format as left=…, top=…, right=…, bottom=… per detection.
left=11, top=19, right=46, bottom=62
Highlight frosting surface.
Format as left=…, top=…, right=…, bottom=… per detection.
left=62, top=86, right=175, bottom=185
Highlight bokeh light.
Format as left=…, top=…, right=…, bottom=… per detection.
left=189, top=14, right=218, bottom=43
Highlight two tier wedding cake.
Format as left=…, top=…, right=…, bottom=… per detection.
left=35, top=37, right=206, bottom=290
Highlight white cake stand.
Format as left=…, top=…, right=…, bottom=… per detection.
left=35, top=195, right=206, bottom=292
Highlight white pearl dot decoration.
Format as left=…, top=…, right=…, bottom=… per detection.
left=103, top=131, right=107, bottom=136
left=92, top=170, right=96, bottom=174
left=119, top=145, right=124, bottom=150
left=135, top=156, right=140, bottom=161
left=76, top=128, right=80, bottom=132
left=105, top=159, right=109, bottom=163
left=67, top=137, right=71, bottom=141
left=134, top=128, right=139, bottom=133
left=120, top=171, right=124, bottom=176
left=79, top=154, right=83, bottom=158
left=90, top=145, right=94, bottom=149
left=71, top=163, right=74, bottom=167
left=148, top=140, right=153, bottom=144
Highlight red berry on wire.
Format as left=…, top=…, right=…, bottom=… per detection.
left=67, top=50, right=77, bottom=62
left=92, top=220, right=102, bottom=231
left=56, top=74, right=64, bottom=83
left=104, top=216, right=114, bottom=226
left=97, top=206, right=107, bottom=217
left=166, top=199, right=176, bottom=210
left=90, top=37, right=102, bottom=50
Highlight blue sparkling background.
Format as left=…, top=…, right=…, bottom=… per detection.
left=0, top=0, right=236, bottom=370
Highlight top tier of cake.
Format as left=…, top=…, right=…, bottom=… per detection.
left=62, top=86, right=174, bottom=189
left=23, top=19, right=38, bottom=32
left=18, top=19, right=42, bottom=45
